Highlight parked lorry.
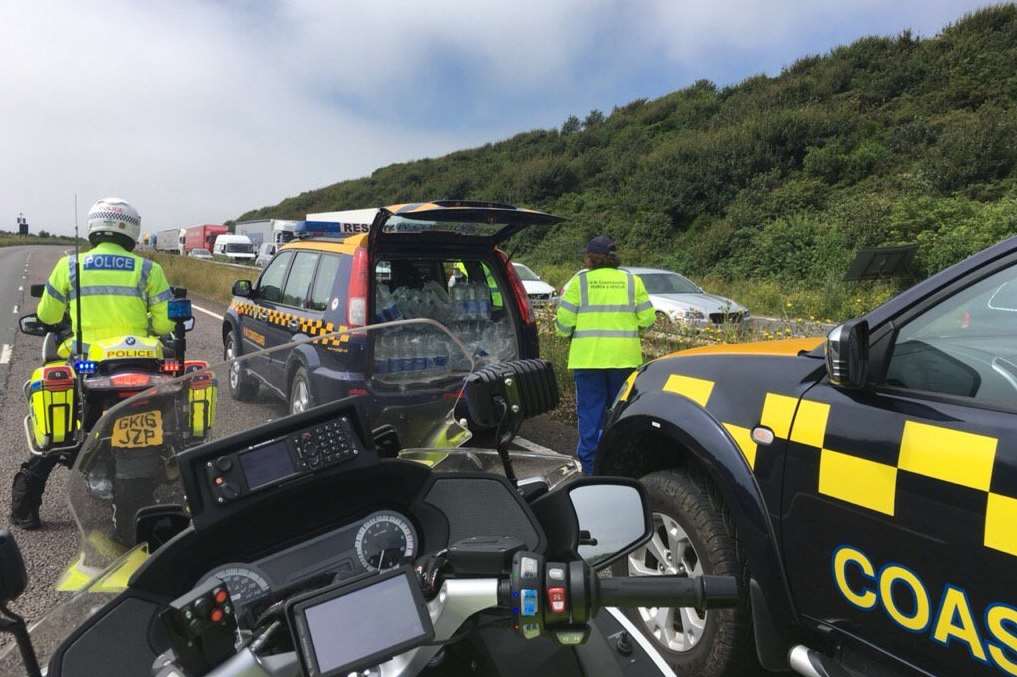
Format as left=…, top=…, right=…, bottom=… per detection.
left=182, top=224, right=228, bottom=255
left=234, top=219, right=299, bottom=250
left=154, top=227, right=184, bottom=254
left=597, top=235, right=1017, bottom=677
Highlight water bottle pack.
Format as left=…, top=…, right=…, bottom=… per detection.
left=373, top=328, right=452, bottom=377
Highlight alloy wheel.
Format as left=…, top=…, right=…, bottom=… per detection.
left=291, top=378, right=310, bottom=414
left=626, top=511, right=707, bottom=652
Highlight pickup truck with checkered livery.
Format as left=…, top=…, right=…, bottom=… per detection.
left=596, top=236, right=1017, bottom=677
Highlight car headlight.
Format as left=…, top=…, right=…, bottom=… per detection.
left=684, top=309, right=705, bottom=320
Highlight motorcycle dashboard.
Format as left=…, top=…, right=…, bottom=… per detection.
left=199, top=509, right=420, bottom=613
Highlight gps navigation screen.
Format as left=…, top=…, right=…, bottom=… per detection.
left=303, top=572, right=429, bottom=674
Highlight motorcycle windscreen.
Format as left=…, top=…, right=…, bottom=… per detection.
left=64, top=319, right=476, bottom=587
left=0, top=545, right=145, bottom=674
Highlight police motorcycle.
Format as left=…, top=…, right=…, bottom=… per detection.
left=0, top=319, right=738, bottom=677
left=17, top=285, right=205, bottom=544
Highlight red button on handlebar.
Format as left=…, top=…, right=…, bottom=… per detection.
left=210, top=608, right=224, bottom=623
left=548, top=587, right=567, bottom=614
left=214, top=589, right=228, bottom=604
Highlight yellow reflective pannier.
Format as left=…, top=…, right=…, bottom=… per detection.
left=27, top=364, right=78, bottom=449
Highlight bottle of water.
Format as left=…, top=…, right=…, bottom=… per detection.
left=381, top=334, right=397, bottom=374
left=376, top=286, right=400, bottom=322
left=460, top=284, right=473, bottom=320
left=412, top=336, right=427, bottom=372
left=476, top=282, right=491, bottom=320
left=396, top=329, right=412, bottom=372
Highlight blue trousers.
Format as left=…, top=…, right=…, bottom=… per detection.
left=574, top=369, right=633, bottom=474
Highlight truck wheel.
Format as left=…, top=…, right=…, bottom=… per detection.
left=611, top=469, right=758, bottom=677
left=289, top=368, right=315, bottom=415
left=225, top=332, right=258, bottom=401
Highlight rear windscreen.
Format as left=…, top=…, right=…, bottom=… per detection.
left=382, top=216, right=505, bottom=237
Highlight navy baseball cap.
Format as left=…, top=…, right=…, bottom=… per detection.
left=586, top=235, right=616, bottom=255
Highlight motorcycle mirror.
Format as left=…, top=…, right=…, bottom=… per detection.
left=183, top=318, right=195, bottom=332
left=135, top=505, right=191, bottom=550
left=29, top=284, right=45, bottom=299
left=0, top=529, right=28, bottom=603
left=530, top=476, right=652, bottom=570
left=570, top=479, right=652, bottom=570
left=18, top=314, right=49, bottom=337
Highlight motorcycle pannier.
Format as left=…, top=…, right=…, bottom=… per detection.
left=27, top=364, right=77, bottom=449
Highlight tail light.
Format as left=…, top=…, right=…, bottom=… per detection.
left=347, top=387, right=368, bottom=397
left=110, top=373, right=152, bottom=388
left=347, top=246, right=370, bottom=327
left=42, top=366, right=75, bottom=391
left=496, top=248, right=533, bottom=325
left=184, top=360, right=209, bottom=373
left=162, top=360, right=181, bottom=374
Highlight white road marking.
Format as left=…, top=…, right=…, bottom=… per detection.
left=0, top=345, right=10, bottom=364
left=604, top=607, right=678, bottom=677
left=514, top=436, right=557, bottom=454
left=192, top=304, right=224, bottom=321
left=18, top=286, right=23, bottom=292
left=12, top=305, right=18, bottom=314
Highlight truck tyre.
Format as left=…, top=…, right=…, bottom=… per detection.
left=611, top=469, right=758, bottom=677
left=289, top=367, right=315, bottom=415
left=225, top=332, right=258, bottom=401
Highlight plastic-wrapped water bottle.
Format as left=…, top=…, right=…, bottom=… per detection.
left=412, top=336, right=427, bottom=372
left=476, top=282, right=492, bottom=320
left=401, top=333, right=415, bottom=372
left=376, top=286, right=401, bottom=322
left=431, top=335, right=450, bottom=375
left=380, top=334, right=397, bottom=374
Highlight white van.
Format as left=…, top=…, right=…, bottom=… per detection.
left=212, top=234, right=256, bottom=263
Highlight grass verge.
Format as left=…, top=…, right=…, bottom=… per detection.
left=149, top=253, right=250, bottom=304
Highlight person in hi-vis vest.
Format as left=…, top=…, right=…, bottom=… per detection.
left=555, top=236, right=654, bottom=473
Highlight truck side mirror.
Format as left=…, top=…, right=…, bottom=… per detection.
left=232, top=280, right=253, bottom=298
left=0, top=529, right=27, bottom=603
left=826, top=319, right=869, bottom=389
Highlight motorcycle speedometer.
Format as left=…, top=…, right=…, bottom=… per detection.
left=354, top=511, right=417, bottom=572
left=201, top=563, right=272, bottom=606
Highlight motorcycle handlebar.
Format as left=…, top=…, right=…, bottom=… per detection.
left=595, top=575, right=738, bottom=610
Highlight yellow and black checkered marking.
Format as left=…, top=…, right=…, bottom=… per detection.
left=230, top=302, right=349, bottom=349
left=660, top=378, right=1017, bottom=558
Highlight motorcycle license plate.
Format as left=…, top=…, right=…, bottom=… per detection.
left=111, top=410, right=163, bottom=448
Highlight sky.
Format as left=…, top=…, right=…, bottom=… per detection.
left=0, top=0, right=998, bottom=236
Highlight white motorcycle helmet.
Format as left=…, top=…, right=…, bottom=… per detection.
left=87, top=197, right=141, bottom=247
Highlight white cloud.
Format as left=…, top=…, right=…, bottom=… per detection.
left=0, top=0, right=997, bottom=235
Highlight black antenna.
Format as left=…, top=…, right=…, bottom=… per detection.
left=73, top=194, right=83, bottom=358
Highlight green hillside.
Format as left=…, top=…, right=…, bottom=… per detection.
left=238, top=5, right=1017, bottom=316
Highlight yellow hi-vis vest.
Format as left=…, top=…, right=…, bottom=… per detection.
left=555, top=267, right=655, bottom=369
left=37, top=242, right=175, bottom=355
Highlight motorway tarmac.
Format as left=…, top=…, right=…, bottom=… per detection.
left=0, top=245, right=578, bottom=629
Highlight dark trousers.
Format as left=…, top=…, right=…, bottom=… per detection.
left=11, top=453, right=66, bottom=521
left=574, top=369, right=633, bottom=474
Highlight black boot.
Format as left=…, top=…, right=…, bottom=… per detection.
left=10, top=462, right=43, bottom=530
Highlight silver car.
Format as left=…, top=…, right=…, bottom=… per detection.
left=623, top=266, right=749, bottom=326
